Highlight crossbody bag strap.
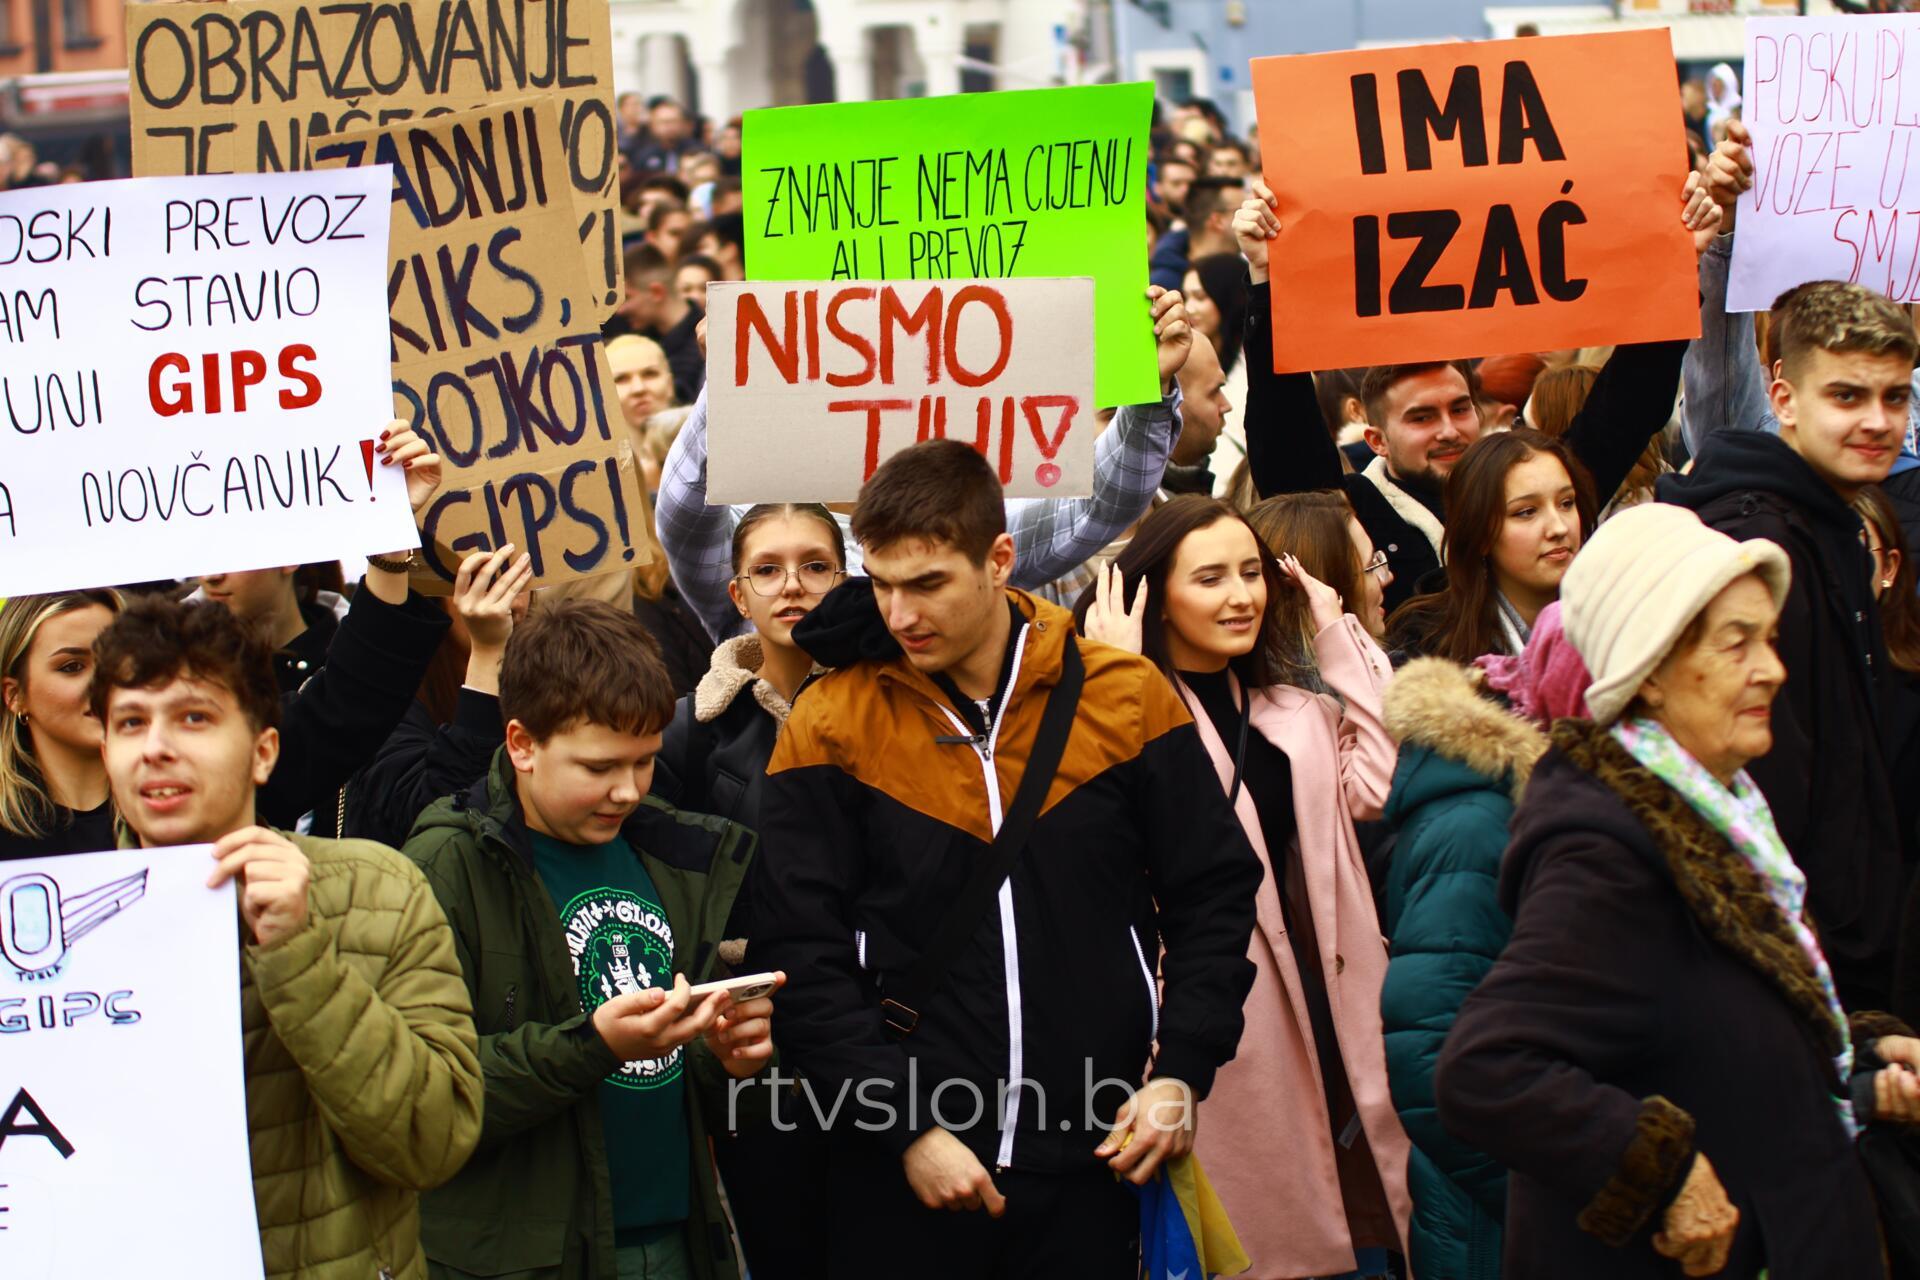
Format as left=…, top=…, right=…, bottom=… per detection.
left=882, top=638, right=1086, bottom=1038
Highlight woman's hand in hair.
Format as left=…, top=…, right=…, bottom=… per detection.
left=1279, top=553, right=1344, bottom=634
left=1084, top=562, right=1148, bottom=656
left=1703, top=118, right=1753, bottom=235
left=1231, top=176, right=1281, bottom=285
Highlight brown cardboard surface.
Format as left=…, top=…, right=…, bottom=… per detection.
left=310, top=97, right=653, bottom=589
left=126, top=0, right=622, bottom=316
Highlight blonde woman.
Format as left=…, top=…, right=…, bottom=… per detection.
left=1, top=589, right=123, bottom=857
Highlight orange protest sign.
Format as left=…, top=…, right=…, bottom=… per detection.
left=1251, top=29, right=1698, bottom=373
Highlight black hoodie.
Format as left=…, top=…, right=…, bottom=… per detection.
left=1659, top=430, right=1901, bottom=1010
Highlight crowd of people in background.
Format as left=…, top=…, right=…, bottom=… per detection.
left=19, top=38, right=1920, bottom=1280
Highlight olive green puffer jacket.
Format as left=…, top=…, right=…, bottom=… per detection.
left=242, top=832, right=485, bottom=1279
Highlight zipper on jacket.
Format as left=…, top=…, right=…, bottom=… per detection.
left=930, top=622, right=1030, bottom=1171
left=503, top=982, right=518, bottom=1029
left=1128, top=925, right=1160, bottom=1042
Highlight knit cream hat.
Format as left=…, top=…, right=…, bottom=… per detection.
left=1560, top=502, right=1791, bottom=726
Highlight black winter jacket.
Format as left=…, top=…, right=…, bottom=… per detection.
left=1437, top=721, right=1892, bottom=1280
left=1661, top=431, right=1903, bottom=1009
left=342, top=687, right=507, bottom=850
left=749, top=582, right=1263, bottom=1172
left=654, top=636, right=791, bottom=834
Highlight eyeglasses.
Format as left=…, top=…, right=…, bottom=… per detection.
left=736, top=561, right=844, bottom=597
left=1361, top=550, right=1391, bottom=578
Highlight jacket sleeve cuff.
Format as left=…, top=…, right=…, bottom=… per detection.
left=560, top=1012, right=625, bottom=1086
left=332, top=587, right=451, bottom=695
left=245, top=912, right=332, bottom=989
left=871, top=1109, right=937, bottom=1159
left=1575, top=1094, right=1696, bottom=1247
left=1150, top=1041, right=1221, bottom=1102
left=1850, top=1010, right=1913, bottom=1055
left=451, top=686, right=505, bottom=736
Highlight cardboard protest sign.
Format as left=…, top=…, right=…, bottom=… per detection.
left=125, top=0, right=622, bottom=316
left=1729, top=14, right=1920, bottom=309
left=0, top=170, right=416, bottom=598
left=705, top=278, right=1096, bottom=504
left=743, top=83, right=1155, bottom=409
left=1251, top=30, right=1699, bottom=372
left=310, top=98, right=651, bottom=588
left=0, top=847, right=262, bottom=1279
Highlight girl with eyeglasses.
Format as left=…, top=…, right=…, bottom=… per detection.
left=1075, top=494, right=1411, bottom=1280
left=651, top=501, right=846, bottom=1280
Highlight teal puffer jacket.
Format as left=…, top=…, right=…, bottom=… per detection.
left=1380, top=659, right=1546, bottom=1280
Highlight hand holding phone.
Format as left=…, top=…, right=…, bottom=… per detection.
left=696, top=971, right=786, bottom=1080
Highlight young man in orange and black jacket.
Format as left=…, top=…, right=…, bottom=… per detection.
left=749, top=439, right=1263, bottom=1278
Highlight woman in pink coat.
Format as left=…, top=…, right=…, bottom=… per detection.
left=1080, top=493, right=1412, bottom=1280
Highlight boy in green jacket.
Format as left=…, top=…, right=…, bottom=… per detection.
left=94, top=594, right=484, bottom=1280
left=403, top=599, right=778, bottom=1280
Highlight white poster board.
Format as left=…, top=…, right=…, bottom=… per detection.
left=705, top=277, right=1097, bottom=504
left=0, top=169, right=415, bottom=596
left=1729, top=14, right=1920, bottom=310
left=0, top=846, right=263, bottom=1278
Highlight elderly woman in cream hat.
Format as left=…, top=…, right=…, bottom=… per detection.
left=1433, top=502, right=1920, bottom=1280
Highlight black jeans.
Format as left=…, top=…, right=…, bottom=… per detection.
left=825, top=1134, right=1138, bottom=1279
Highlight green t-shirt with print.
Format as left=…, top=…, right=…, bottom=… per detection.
left=530, top=830, right=691, bottom=1233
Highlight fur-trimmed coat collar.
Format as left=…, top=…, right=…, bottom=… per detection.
left=693, top=635, right=798, bottom=726
left=1383, top=657, right=1547, bottom=800
left=1548, top=718, right=1847, bottom=1066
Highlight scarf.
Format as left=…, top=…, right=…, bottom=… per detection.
left=1492, top=592, right=1531, bottom=659
left=1611, top=716, right=1855, bottom=1135
left=1474, top=600, right=1591, bottom=725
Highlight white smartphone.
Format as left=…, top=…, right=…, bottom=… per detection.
left=685, top=971, right=781, bottom=1003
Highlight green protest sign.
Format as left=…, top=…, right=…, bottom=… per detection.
left=743, top=82, right=1156, bottom=408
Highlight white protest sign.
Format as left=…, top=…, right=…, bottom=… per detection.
left=0, top=846, right=263, bottom=1279
left=1729, top=14, right=1920, bottom=309
left=0, top=169, right=415, bottom=596
left=705, top=277, right=1097, bottom=504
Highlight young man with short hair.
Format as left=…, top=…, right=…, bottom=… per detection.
left=751, top=440, right=1262, bottom=1276
left=1235, top=179, right=1690, bottom=610
left=1664, top=280, right=1916, bottom=1010
left=616, top=243, right=703, bottom=406
left=93, top=595, right=483, bottom=1279
left=1149, top=174, right=1244, bottom=289
left=404, top=599, right=774, bottom=1280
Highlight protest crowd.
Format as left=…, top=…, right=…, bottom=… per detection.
left=22, top=5, right=1920, bottom=1280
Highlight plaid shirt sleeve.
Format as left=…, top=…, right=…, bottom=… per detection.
left=1006, top=384, right=1183, bottom=590
left=655, top=386, right=748, bottom=644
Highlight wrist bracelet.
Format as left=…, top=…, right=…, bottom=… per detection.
left=366, top=550, right=420, bottom=574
